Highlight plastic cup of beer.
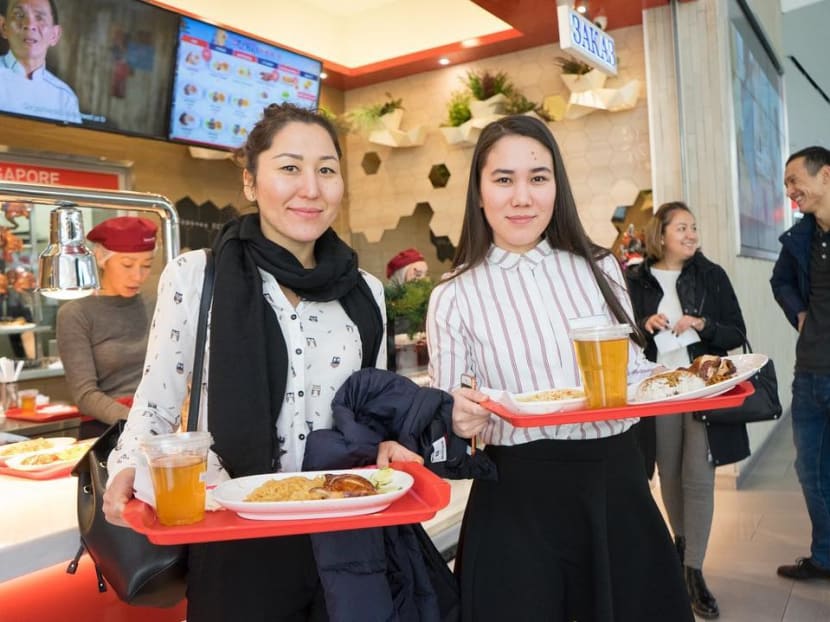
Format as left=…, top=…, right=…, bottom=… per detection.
left=18, top=389, right=38, bottom=412
left=141, top=431, right=213, bottom=526
left=570, top=324, right=631, bottom=409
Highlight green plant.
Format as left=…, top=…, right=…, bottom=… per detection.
left=503, top=92, right=552, bottom=121
left=445, top=90, right=472, bottom=127
left=464, top=70, right=514, bottom=100
left=554, top=55, right=593, bottom=75
left=385, top=278, right=435, bottom=337
left=346, top=92, right=404, bottom=132
left=318, top=105, right=351, bottom=134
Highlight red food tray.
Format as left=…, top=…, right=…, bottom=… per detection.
left=3, top=404, right=80, bottom=422
left=481, top=380, right=754, bottom=427
left=0, top=463, right=74, bottom=479
left=122, top=461, right=451, bottom=545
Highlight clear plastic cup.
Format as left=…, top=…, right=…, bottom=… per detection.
left=141, top=431, right=213, bottom=526
left=18, top=389, right=38, bottom=412
left=570, top=324, right=631, bottom=409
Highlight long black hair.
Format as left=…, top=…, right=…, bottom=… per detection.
left=449, top=114, right=644, bottom=346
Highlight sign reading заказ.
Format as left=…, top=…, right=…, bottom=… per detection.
left=557, top=5, right=618, bottom=76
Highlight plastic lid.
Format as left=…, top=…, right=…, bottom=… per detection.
left=141, top=431, right=213, bottom=455
left=569, top=323, right=632, bottom=341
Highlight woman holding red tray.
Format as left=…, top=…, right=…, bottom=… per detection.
left=102, top=104, right=421, bottom=622
left=626, top=201, right=748, bottom=619
left=427, top=115, right=693, bottom=622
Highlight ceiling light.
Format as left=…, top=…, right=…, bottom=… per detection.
left=576, top=5, right=587, bottom=14
left=320, top=71, right=328, bottom=80
left=438, top=58, right=451, bottom=66
left=461, top=38, right=480, bottom=48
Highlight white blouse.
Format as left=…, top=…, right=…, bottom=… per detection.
left=427, top=240, right=655, bottom=445
left=107, top=250, right=386, bottom=483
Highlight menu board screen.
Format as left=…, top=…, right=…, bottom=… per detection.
left=168, top=17, right=322, bottom=151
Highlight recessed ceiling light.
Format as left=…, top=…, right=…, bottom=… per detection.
left=320, top=72, right=328, bottom=80
left=461, top=38, right=479, bottom=48
left=576, top=5, right=587, bottom=14
left=438, top=58, right=451, bottom=66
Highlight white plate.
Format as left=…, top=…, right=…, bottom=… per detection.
left=212, top=468, right=414, bottom=521
left=0, top=436, right=76, bottom=462
left=0, top=322, right=36, bottom=333
left=630, top=353, right=767, bottom=405
left=4, top=440, right=93, bottom=471
left=481, top=386, right=587, bottom=414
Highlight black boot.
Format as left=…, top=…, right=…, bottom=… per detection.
left=684, top=566, right=719, bottom=619
left=674, top=535, right=685, bottom=567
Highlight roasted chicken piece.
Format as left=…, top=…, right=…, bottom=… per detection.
left=687, top=355, right=737, bottom=385
left=309, top=473, right=378, bottom=499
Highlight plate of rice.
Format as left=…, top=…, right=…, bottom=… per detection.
left=212, top=468, right=414, bottom=520
left=631, top=353, right=766, bottom=404
left=480, top=386, right=587, bottom=414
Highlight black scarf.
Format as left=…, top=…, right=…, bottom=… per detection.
left=208, top=214, right=383, bottom=477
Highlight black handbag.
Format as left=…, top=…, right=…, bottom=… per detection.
left=695, top=339, right=783, bottom=425
left=66, top=249, right=215, bottom=607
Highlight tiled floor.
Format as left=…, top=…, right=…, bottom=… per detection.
left=656, top=419, right=830, bottom=621
left=426, top=419, right=830, bottom=620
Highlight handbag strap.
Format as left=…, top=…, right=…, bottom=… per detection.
left=187, top=249, right=215, bottom=433
left=732, top=326, right=753, bottom=355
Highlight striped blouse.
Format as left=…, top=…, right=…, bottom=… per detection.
left=427, top=239, right=655, bottom=444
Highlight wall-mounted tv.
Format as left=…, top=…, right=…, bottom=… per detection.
left=168, top=16, right=323, bottom=151
left=0, top=0, right=179, bottom=138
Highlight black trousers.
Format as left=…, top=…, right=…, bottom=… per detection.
left=187, top=534, right=328, bottom=622
left=455, top=430, right=693, bottom=622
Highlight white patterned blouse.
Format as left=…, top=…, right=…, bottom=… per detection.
left=107, top=249, right=386, bottom=484
left=427, top=239, right=655, bottom=445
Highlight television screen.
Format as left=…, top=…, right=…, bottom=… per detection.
left=0, top=0, right=179, bottom=138
left=168, top=16, right=323, bottom=151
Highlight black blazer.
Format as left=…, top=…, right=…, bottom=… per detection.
left=626, top=252, right=750, bottom=473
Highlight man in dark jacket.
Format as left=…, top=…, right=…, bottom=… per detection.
left=771, top=145, right=830, bottom=581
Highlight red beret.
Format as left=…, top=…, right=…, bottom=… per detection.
left=386, top=248, right=425, bottom=278
left=87, top=217, right=158, bottom=252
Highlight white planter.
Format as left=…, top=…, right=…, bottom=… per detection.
left=368, top=124, right=426, bottom=148
left=379, top=108, right=404, bottom=131
left=469, top=93, right=507, bottom=118
left=560, top=69, right=607, bottom=93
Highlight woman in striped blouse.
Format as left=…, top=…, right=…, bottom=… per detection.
left=427, top=115, right=693, bottom=622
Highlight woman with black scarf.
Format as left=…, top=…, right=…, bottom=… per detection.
left=102, top=103, right=422, bottom=621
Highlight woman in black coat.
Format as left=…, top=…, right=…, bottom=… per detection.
left=626, top=202, right=748, bottom=621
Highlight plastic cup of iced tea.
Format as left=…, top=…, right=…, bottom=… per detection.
left=141, top=431, right=213, bottom=526
left=18, top=389, right=38, bottom=412
left=570, top=324, right=631, bottom=409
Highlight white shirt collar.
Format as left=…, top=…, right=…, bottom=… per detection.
left=1, top=51, right=46, bottom=79
left=485, top=238, right=554, bottom=270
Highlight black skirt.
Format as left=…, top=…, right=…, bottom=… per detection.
left=186, top=535, right=328, bottom=622
left=455, top=429, right=693, bottom=622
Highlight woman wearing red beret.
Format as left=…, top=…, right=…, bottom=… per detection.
left=56, top=216, right=158, bottom=438
left=386, top=247, right=428, bottom=284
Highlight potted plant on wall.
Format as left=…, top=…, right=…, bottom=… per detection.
left=346, top=92, right=405, bottom=133
left=504, top=91, right=553, bottom=122
left=464, top=69, right=514, bottom=117
left=554, top=55, right=607, bottom=92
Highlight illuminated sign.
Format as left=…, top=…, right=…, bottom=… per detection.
left=557, top=5, right=618, bottom=76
